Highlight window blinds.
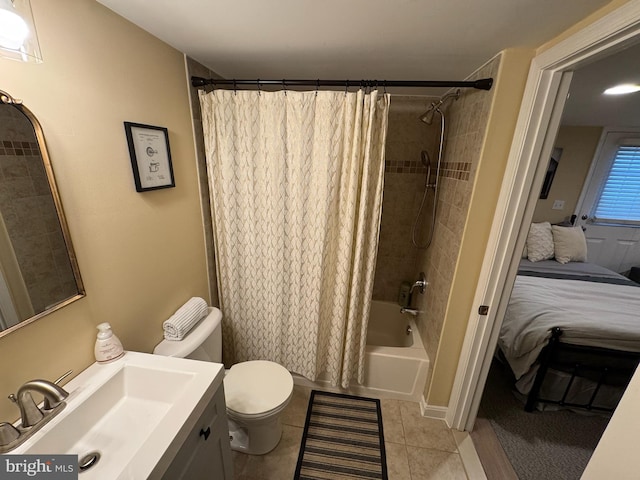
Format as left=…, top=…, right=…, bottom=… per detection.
left=594, top=144, right=640, bottom=222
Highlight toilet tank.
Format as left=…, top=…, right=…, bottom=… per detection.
left=153, top=307, right=223, bottom=363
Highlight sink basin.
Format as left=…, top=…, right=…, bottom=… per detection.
left=13, top=351, right=224, bottom=479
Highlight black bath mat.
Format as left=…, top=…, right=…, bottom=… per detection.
left=294, top=390, right=388, bottom=480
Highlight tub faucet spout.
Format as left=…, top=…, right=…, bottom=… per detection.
left=400, top=307, right=419, bottom=316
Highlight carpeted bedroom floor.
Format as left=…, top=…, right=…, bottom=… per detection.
left=477, top=360, right=611, bottom=480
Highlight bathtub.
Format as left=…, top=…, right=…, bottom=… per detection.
left=294, top=300, right=430, bottom=402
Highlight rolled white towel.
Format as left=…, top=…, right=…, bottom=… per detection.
left=163, top=297, right=208, bottom=341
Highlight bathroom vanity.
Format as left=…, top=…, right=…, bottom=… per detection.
left=155, top=384, right=232, bottom=479
left=11, top=352, right=233, bottom=479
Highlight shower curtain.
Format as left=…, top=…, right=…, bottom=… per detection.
left=199, top=88, right=389, bottom=387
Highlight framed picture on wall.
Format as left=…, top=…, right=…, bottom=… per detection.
left=540, top=147, right=563, bottom=199
left=124, top=122, right=175, bottom=192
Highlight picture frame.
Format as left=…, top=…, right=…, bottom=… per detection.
left=539, top=147, right=562, bottom=199
left=124, top=122, right=175, bottom=192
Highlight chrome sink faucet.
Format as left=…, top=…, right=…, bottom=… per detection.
left=9, top=378, right=70, bottom=427
left=0, top=370, right=72, bottom=453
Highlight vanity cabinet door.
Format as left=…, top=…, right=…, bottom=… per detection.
left=161, top=386, right=233, bottom=479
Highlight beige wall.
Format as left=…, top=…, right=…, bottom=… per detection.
left=0, top=0, right=207, bottom=421
left=426, top=49, right=535, bottom=406
left=533, top=126, right=603, bottom=224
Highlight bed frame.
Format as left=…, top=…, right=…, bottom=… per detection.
left=525, top=327, right=640, bottom=412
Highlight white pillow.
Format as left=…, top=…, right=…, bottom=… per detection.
left=552, top=225, right=587, bottom=264
left=526, top=222, right=554, bottom=262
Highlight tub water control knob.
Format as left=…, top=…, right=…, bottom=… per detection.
left=410, top=272, right=428, bottom=294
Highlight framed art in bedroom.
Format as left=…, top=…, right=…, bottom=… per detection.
left=124, top=122, right=175, bottom=192
left=539, top=147, right=562, bottom=199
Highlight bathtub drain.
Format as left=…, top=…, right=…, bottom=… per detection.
left=79, top=451, right=101, bottom=472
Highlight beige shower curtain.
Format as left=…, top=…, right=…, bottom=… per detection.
left=199, top=88, right=389, bottom=387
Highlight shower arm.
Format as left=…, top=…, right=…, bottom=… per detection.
left=420, top=89, right=460, bottom=124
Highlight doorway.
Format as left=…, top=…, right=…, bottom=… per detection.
left=474, top=43, right=640, bottom=477
left=448, top=0, right=640, bottom=435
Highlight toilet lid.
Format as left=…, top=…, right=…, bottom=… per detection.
left=224, top=360, right=294, bottom=416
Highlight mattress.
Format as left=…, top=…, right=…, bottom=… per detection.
left=499, top=260, right=640, bottom=381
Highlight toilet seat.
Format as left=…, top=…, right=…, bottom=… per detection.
left=224, top=360, right=293, bottom=417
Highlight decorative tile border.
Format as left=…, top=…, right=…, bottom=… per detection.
left=384, top=159, right=428, bottom=174
left=440, top=161, right=471, bottom=181
left=385, top=159, right=471, bottom=181
left=0, top=140, right=39, bottom=156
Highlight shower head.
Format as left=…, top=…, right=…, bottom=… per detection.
left=419, top=104, right=438, bottom=125
left=419, top=89, right=461, bottom=124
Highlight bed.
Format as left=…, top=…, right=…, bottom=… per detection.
left=498, top=258, right=640, bottom=412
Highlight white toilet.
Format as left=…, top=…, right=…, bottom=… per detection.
left=153, top=307, right=294, bottom=455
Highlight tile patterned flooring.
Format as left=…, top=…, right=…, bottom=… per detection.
left=232, top=385, right=470, bottom=479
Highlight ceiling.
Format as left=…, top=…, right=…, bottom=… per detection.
left=96, top=0, right=612, bottom=94
left=96, top=0, right=639, bottom=124
left=561, top=41, right=640, bottom=126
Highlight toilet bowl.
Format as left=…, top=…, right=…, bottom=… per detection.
left=153, top=307, right=294, bottom=455
left=224, top=360, right=293, bottom=454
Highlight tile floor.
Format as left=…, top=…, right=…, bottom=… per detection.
left=232, top=385, right=470, bottom=479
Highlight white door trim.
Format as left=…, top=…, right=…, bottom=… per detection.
left=447, top=0, right=640, bottom=431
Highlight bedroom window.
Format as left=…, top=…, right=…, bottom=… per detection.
left=581, top=129, right=640, bottom=226
left=593, top=143, right=640, bottom=223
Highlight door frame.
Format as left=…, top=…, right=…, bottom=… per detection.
left=447, top=0, right=640, bottom=431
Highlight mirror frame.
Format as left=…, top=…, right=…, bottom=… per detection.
left=0, top=90, right=85, bottom=338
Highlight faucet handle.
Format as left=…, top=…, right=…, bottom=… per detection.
left=0, top=422, right=20, bottom=447
left=410, top=272, right=428, bottom=294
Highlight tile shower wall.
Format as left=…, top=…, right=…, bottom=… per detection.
left=413, top=55, right=502, bottom=372
left=0, top=107, right=76, bottom=313
left=372, top=96, right=440, bottom=302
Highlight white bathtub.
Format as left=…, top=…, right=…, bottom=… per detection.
left=294, top=300, right=430, bottom=402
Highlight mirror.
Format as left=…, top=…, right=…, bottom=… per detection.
left=0, top=89, right=84, bottom=337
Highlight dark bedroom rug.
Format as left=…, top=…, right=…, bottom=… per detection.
left=479, top=360, right=611, bottom=480
left=294, top=390, right=388, bottom=480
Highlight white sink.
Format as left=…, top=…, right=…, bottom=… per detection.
left=13, top=351, right=224, bottom=479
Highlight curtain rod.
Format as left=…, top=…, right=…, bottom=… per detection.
left=190, top=76, right=493, bottom=91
